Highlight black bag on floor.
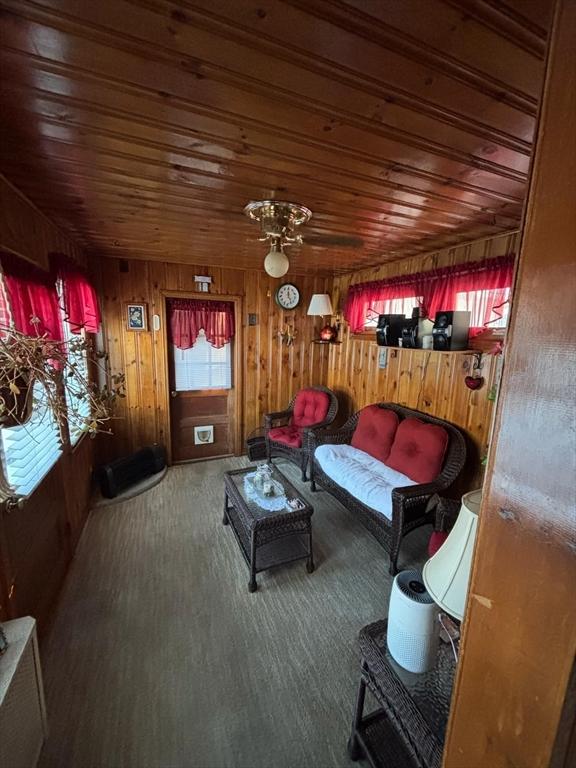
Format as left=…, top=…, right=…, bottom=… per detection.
left=245, top=428, right=267, bottom=461
left=97, top=444, right=166, bottom=498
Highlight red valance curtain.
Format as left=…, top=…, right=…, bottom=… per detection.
left=344, top=255, right=515, bottom=334
left=1, top=251, right=63, bottom=340
left=168, top=298, right=235, bottom=350
left=50, top=253, right=101, bottom=334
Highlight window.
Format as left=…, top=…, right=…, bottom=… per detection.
left=0, top=273, right=12, bottom=336
left=63, top=322, right=91, bottom=445
left=57, top=279, right=91, bottom=445
left=344, top=255, right=514, bottom=335
left=456, top=287, right=511, bottom=330
left=363, top=296, right=422, bottom=328
left=172, top=331, right=232, bottom=391
left=0, top=380, right=62, bottom=497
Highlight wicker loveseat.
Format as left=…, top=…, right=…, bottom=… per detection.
left=265, top=386, right=339, bottom=481
left=309, top=403, right=466, bottom=574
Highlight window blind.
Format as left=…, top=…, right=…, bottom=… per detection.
left=172, top=332, right=232, bottom=391
left=0, top=381, right=62, bottom=496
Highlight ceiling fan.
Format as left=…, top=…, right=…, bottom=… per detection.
left=243, top=200, right=363, bottom=277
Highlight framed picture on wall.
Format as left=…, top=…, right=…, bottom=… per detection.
left=126, top=303, right=148, bottom=331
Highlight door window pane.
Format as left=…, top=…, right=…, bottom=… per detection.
left=173, top=332, right=232, bottom=390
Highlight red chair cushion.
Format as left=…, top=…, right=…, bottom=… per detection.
left=291, top=389, right=330, bottom=428
left=386, top=418, right=449, bottom=483
left=428, top=531, right=449, bottom=557
left=268, top=426, right=302, bottom=448
left=351, top=405, right=399, bottom=463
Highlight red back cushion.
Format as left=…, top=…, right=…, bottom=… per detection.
left=291, top=389, right=330, bottom=428
left=387, top=418, right=449, bottom=483
left=351, top=405, right=399, bottom=463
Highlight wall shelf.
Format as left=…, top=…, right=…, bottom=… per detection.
left=378, top=346, right=477, bottom=354
left=312, top=339, right=342, bottom=345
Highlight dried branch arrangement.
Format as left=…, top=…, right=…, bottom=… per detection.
left=0, top=322, right=125, bottom=439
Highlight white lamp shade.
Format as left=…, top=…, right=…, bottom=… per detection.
left=422, top=489, right=482, bottom=621
left=264, top=246, right=289, bottom=278
left=307, top=293, right=334, bottom=316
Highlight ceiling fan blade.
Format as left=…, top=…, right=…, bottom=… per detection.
left=303, top=234, right=364, bottom=248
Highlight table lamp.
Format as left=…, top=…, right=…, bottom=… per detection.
left=307, top=293, right=336, bottom=341
left=422, top=489, right=482, bottom=621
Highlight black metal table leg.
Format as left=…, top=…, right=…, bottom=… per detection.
left=223, top=492, right=229, bottom=525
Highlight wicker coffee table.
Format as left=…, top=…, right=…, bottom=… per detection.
left=223, top=465, right=315, bottom=592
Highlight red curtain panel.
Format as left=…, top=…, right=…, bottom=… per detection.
left=168, top=298, right=235, bottom=349
left=1, top=251, right=63, bottom=340
left=51, top=253, right=101, bottom=333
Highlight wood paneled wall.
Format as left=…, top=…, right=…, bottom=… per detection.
left=0, top=178, right=95, bottom=631
left=96, top=258, right=332, bottom=462
left=327, top=231, right=520, bottom=490
left=0, top=437, right=93, bottom=629
left=0, top=175, right=86, bottom=268
left=445, top=1, right=576, bottom=764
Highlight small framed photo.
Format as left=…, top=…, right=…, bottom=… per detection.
left=126, top=303, right=147, bottom=331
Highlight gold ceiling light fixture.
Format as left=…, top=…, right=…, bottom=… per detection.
left=244, top=199, right=365, bottom=278
left=244, top=200, right=312, bottom=278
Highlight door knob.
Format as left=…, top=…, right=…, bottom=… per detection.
left=170, top=391, right=178, bottom=398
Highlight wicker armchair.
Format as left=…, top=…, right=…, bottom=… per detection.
left=264, top=386, right=339, bottom=481
left=309, top=403, right=466, bottom=575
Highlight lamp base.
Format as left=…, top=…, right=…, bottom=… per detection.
left=319, top=324, right=337, bottom=342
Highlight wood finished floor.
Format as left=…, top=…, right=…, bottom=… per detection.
left=38, top=457, right=428, bottom=768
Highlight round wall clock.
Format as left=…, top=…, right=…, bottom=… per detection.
left=275, top=283, right=300, bottom=310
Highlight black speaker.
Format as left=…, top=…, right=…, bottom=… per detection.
left=432, top=310, right=470, bottom=351
left=376, top=314, right=405, bottom=346
left=400, top=318, right=419, bottom=348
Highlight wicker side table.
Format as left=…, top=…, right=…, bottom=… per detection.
left=348, top=619, right=456, bottom=768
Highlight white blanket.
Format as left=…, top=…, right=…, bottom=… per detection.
left=314, top=444, right=416, bottom=520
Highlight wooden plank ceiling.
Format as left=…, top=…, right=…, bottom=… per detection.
left=0, top=0, right=554, bottom=274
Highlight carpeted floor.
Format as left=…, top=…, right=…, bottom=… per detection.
left=38, top=457, right=429, bottom=768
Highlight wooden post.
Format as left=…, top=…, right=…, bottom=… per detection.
left=443, top=1, right=576, bottom=766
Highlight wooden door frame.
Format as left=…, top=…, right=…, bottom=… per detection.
left=160, top=290, right=243, bottom=465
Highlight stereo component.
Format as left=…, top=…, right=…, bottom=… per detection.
left=432, top=310, right=470, bottom=351
left=376, top=314, right=405, bottom=347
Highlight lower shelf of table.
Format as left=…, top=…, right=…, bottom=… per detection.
left=350, top=709, right=421, bottom=768
left=225, top=503, right=311, bottom=572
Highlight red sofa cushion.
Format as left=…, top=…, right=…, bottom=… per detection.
left=291, top=389, right=330, bottom=428
left=268, top=425, right=302, bottom=448
left=387, top=418, right=449, bottom=483
left=351, top=405, right=399, bottom=463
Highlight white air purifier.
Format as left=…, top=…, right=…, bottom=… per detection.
left=387, top=569, right=439, bottom=673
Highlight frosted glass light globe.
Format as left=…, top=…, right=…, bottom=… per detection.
left=264, top=246, right=289, bottom=278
